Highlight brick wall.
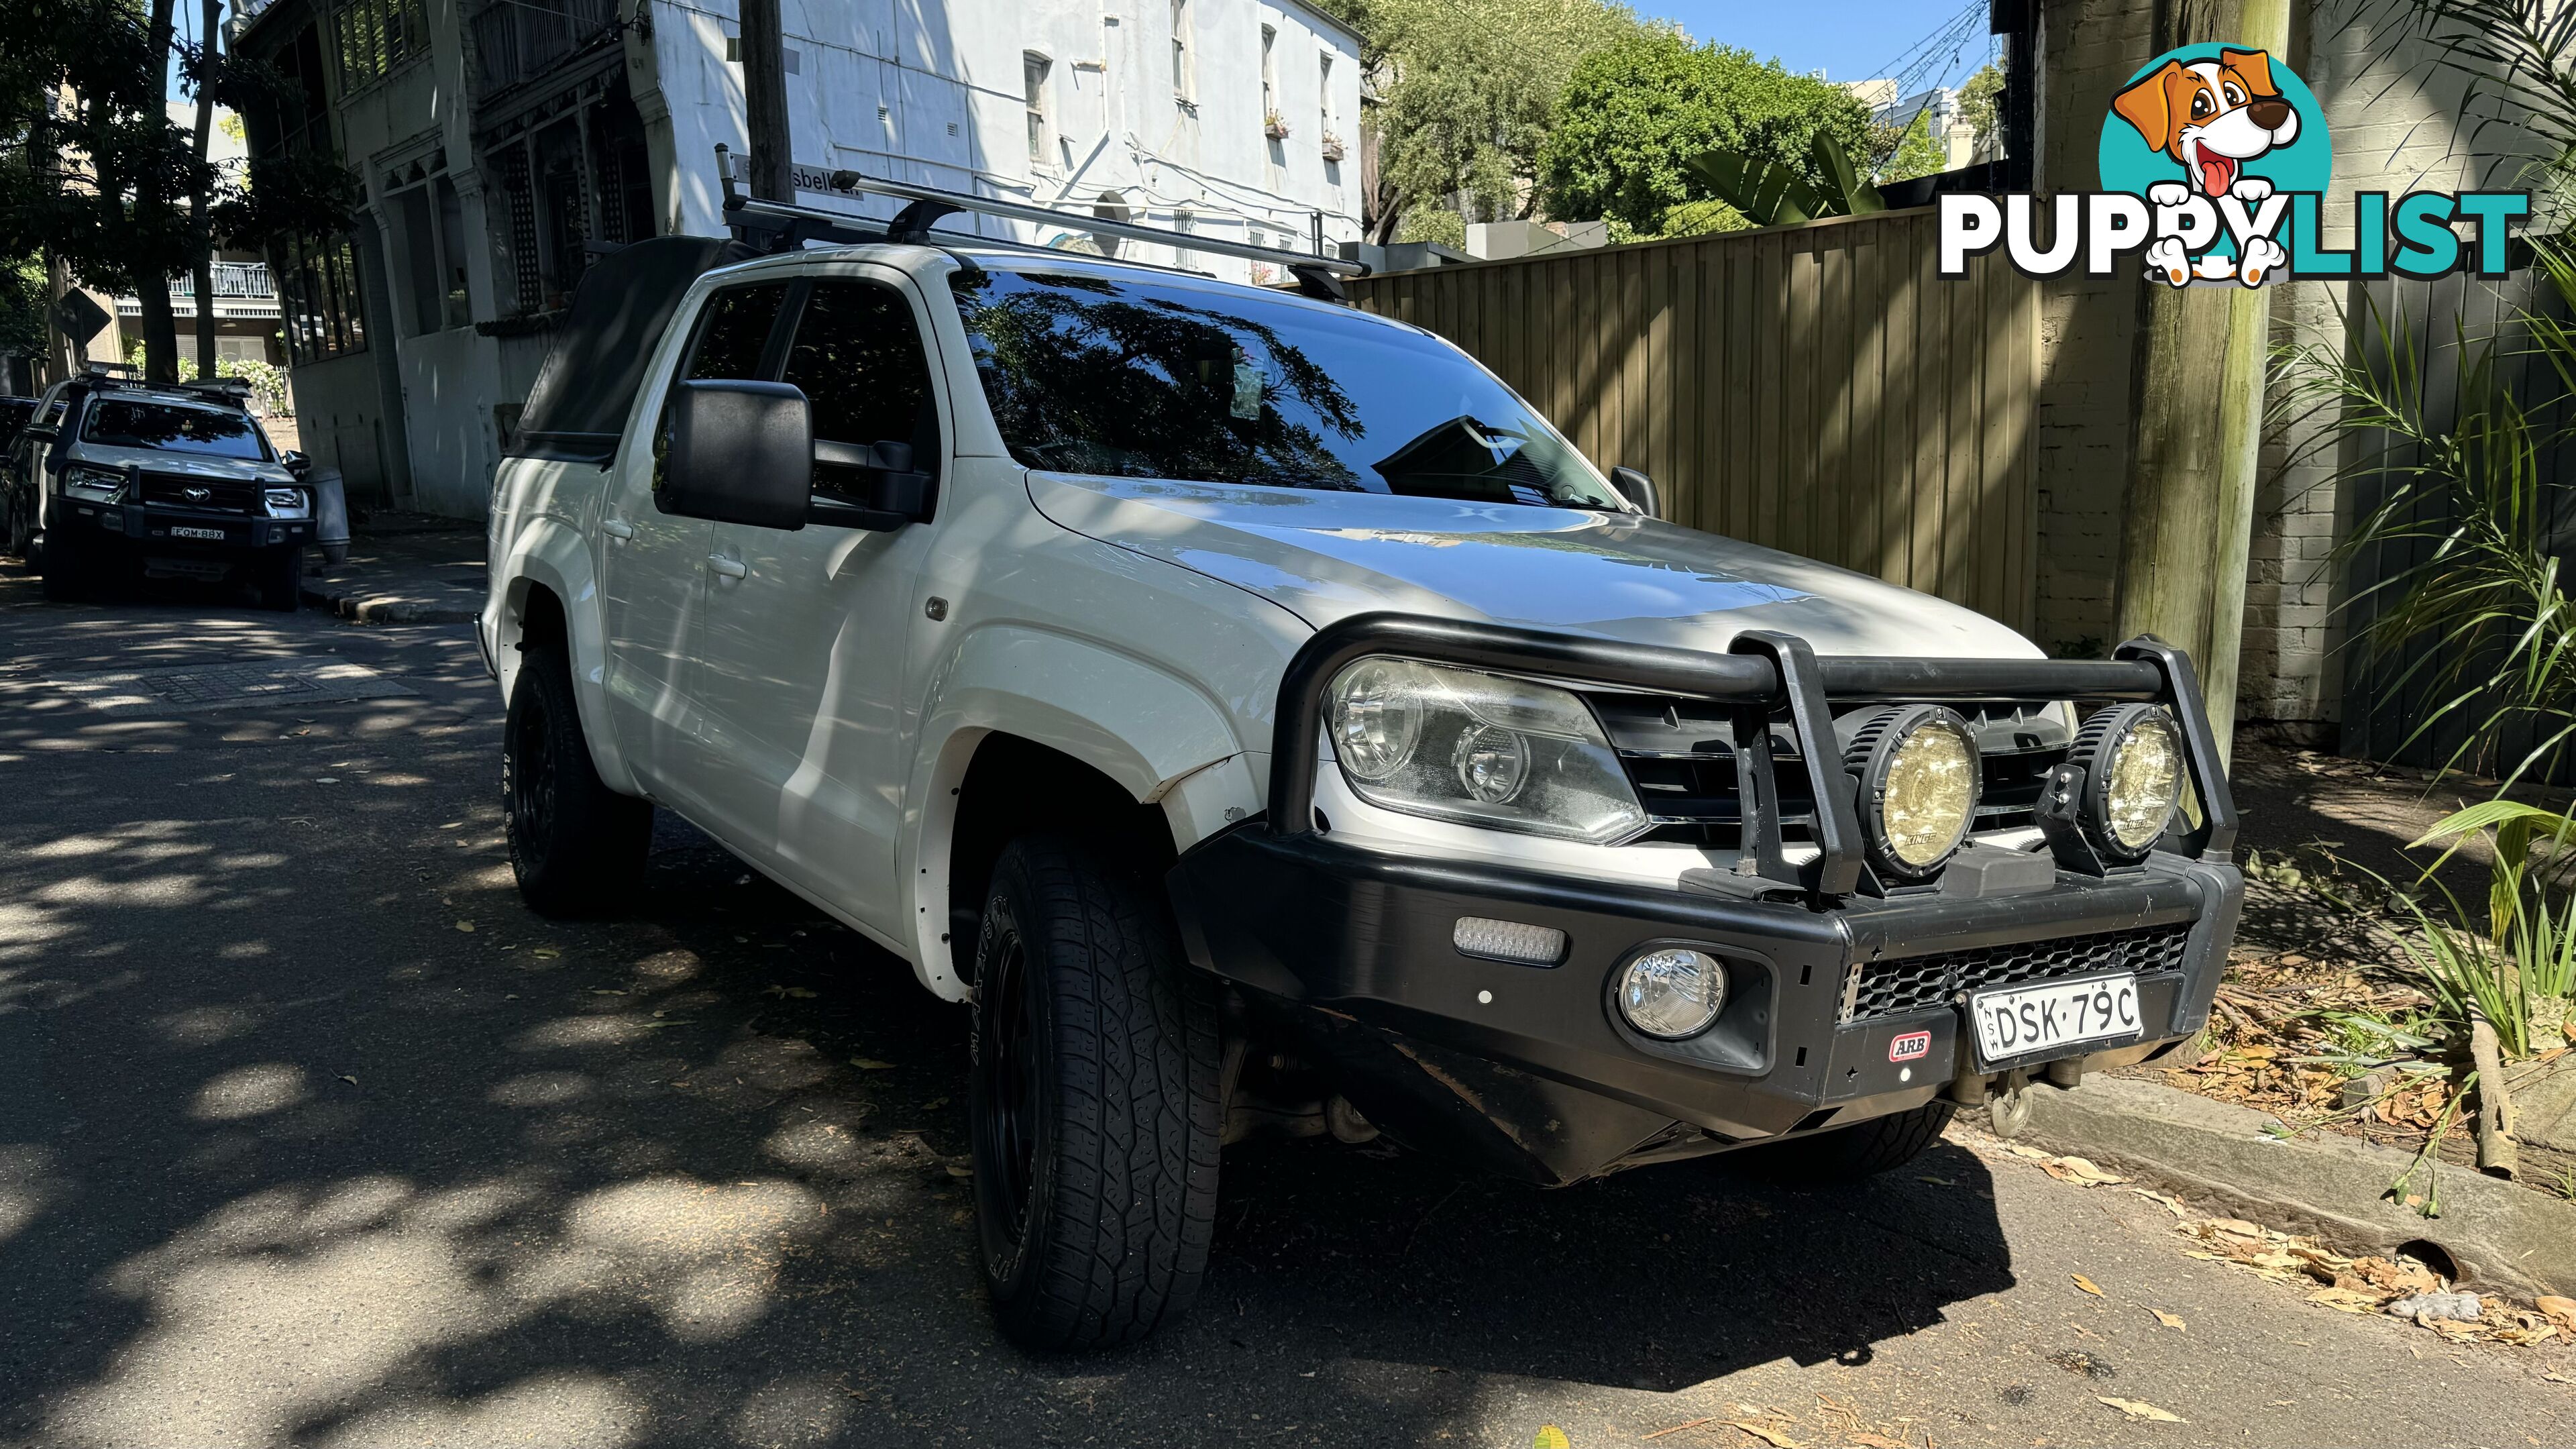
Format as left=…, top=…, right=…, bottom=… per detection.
left=2029, top=0, right=2152, bottom=658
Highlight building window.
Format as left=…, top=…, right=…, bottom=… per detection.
left=330, top=0, right=428, bottom=92
left=1170, top=0, right=1191, bottom=99
left=1024, top=52, right=1051, bottom=166
left=1260, top=25, right=1276, bottom=119
left=1319, top=54, right=1333, bottom=138
left=1174, top=208, right=1193, bottom=269
left=280, top=232, right=366, bottom=364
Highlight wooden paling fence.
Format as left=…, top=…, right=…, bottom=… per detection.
left=1347, top=208, right=2041, bottom=632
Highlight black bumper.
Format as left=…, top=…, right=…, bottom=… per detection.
left=58, top=497, right=312, bottom=553
left=1171, top=826, right=2241, bottom=1185
left=1173, top=611, right=2248, bottom=1187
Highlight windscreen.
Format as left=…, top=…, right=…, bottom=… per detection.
left=949, top=268, right=1625, bottom=510
left=81, top=398, right=268, bottom=460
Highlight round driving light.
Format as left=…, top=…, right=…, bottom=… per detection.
left=1452, top=722, right=1530, bottom=803
left=1616, top=947, right=1726, bottom=1040
left=2070, top=704, right=2185, bottom=861
left=1328, top=657, right=1432, bottom=782
left=1843, top=704, right=1982, bottom=881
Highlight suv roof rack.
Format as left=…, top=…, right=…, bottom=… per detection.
left=714, top=146, right=1368, bottom=303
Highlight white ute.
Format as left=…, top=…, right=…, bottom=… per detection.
left=483, top=182, right=2244, bottom=1350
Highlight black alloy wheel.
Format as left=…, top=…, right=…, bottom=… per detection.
left=501, top=645, right=652, bottom=915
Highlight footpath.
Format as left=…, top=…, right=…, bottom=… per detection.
left=301, top=511, right=484, bottom=624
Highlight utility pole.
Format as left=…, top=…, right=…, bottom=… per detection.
left=739, top=0, right=793, bottom=202
left=192, top=0, right=220, bottom=380
left=136, top=0, right=182, bottom=383
left=2111, top=0, right=2291, bottom=765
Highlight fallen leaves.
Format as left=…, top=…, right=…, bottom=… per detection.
left=849, top=1057, right=896, bottom=1071
left=2151, top=1308, right=2186, bottom=1330
left=2179, top=1215, right=2563, bottom=1346
left=2098, top=1396, right=2186, bottom=1424
left=2072, top=1273, right=2105, bottom=1297
left=1717, top=1421, right=1804, bottom=1449
left=2039, top=1155, right=2128, bottom=1187
left=453, top=920, right=475, bottom=932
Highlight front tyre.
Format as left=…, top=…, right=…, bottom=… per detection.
left=502, top=645, right=652, bottom=915
left=258, top=545, right=303, bottom=612
left=1743, top=1100, right=1956, bottom=1184
left=969, top=835, right=1222, bottom=1350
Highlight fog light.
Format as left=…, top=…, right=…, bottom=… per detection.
left=1453, top=916, right=1567, bottom=966
left=1616, top=947, right=1725, bottom=1039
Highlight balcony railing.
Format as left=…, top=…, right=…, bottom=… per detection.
left=171, top=262, right=279, bottom=301
left=471, top=0, right=621, bottom=99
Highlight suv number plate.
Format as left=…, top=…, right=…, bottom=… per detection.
left=1969, top=973, right=2141, bottom=1065
left=170, top=525, right=227, bottom=541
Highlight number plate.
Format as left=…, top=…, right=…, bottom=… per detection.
left=1969, top=973, right=2142, bottom=1065
left=170, top=525, right=228, bottom=541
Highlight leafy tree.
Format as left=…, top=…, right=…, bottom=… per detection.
left=1397, top=206, right=1465, bottom=248
left=1535, top=30, right=1872, bottom=239
left=1870, top=109, right=1951, bottom=185
left=0, top=0, right=346, bottom=383
left=1316, top=0, right=1652, bottom=244
left=1956, top=62, right=2004, bottom=160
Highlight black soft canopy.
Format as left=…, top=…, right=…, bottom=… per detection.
left=508, top=235, right=754, bottom=464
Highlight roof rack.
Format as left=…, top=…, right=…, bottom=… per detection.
left=715, top=147, right=1368, bottom=303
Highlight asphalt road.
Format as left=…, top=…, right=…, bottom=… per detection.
left=2, top=568, right=2572, bottom=1449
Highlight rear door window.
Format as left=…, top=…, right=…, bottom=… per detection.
left=685, top=282, right=792, bottom=381
left=780, top=279, right=941, bottom=490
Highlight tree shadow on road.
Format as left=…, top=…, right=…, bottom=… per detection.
left=0, top=599, right=2020, bottom=1448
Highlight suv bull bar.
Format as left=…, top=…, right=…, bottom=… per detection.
left=1265, top=613, right=2239, bottom=895
left=1164, top=613, right=2245, bottom=1185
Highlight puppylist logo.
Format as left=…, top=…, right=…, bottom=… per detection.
left=1939, top=44, right=2530, bottom=286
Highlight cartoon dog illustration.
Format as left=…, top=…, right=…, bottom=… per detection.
left=2112, top=48, right=2300, bottom=198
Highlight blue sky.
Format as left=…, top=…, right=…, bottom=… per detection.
left=1645, top=0, right=2001, bottom=90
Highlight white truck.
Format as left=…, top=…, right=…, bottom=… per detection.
left=481, top=180, right=2243, bottom=1351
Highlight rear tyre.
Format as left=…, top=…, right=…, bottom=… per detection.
left=258, top=545, right=303, bottom=612
left=1743, top=1100, right=1955, bottom=1184
left=502, top=644, right=652, bottom=916
left=969, top=835, right=1222, bottom=1350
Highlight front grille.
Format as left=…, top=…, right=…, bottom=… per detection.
left=1842, top=921, right=2196, bottom=1022
left=1587, top=694, right=2068, bottom=849
left=140, top=473, right=258, bottom=513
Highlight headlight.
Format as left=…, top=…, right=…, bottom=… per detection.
left=64, top=464, right=126, bottom=502
left=1616, top=946, right=1726, bottom=1039
left=2070, top=704, right=2184, bottom=861
left=1324, top=657, right=1647, bottom=843
left=263, top=488, right=309, bottom=516
left=1843, top=703, right=1982, bottom=880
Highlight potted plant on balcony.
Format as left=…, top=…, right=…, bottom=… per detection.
left=1320, top=131, right=1346, bottom=163
left=1264, top=110, right=1291, bottom=142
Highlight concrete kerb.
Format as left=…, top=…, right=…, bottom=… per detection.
left=2005, top=1073, right=2576, bottom=1299
left=300, top=581, right=478, bottom=626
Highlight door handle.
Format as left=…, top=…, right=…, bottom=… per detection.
left=600, top=517, right=635, bottom=540
left=707, top=553, right=748, bottom=580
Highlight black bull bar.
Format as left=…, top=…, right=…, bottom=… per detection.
left=1263, top=613, right=2239, bottom=894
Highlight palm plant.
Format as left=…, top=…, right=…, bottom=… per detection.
left=2272, top=248, right=2576, bottom=787
left=1682, top=131, right=1886, bottom=229
left=2404, top=799, right=2576, bottom=1058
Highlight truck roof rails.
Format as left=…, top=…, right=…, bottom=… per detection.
left=715, top=146, right=1368, bottom=303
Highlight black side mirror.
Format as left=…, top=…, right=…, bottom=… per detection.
left=1609, top=466, right=1661, bottom=520
left=280, top=449, right=310, bottom=477
left=658, top=379, right=813, bottom=530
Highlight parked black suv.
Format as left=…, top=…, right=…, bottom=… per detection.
left=2, top=372, right=314, bottom=609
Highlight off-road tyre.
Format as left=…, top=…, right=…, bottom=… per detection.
left=502, top=644, right=652, bottom=916
left=969, top=834, right=1222, bottom=1350
left=258, top=545, right=303, bottom=612
left=1746, top=1099, right=1955, bottom=1184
